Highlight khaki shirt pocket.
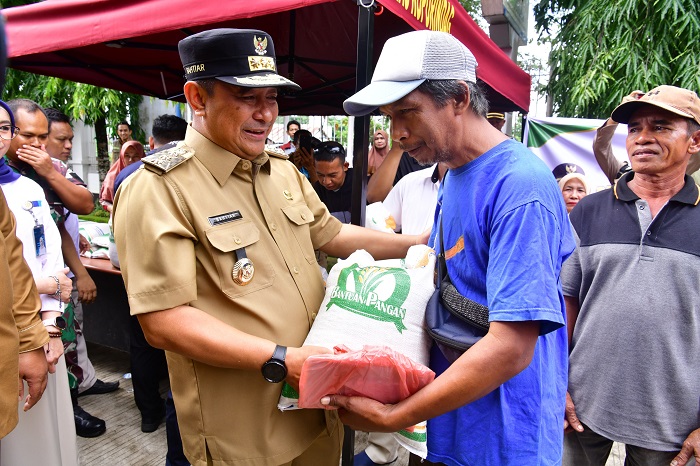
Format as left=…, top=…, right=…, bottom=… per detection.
left=205, top=221, right=275, bottom=298
left=281, top=204, right=317, bottom=264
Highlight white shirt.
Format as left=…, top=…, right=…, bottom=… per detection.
left=382, top=165, right=439, bottom=235
left=2, top=176, right=64, bottom=312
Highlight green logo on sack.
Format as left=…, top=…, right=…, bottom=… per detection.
left=327, top=264, right=411, bottom=333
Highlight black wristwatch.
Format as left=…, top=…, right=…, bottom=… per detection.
left=42, top=316, right=67, bottom=330
left=261, top=345, right=287, bottom=383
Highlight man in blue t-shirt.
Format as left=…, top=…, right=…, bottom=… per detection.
left=324, top=30, right=575, bottom=466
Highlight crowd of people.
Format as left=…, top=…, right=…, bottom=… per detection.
left=1, top=22, right=699, bottom=466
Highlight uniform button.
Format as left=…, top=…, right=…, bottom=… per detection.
left=241, top=161, right=251, bottom=170
left=639, top=204, right=645, bottom=210
left=234, top=237, right=241, bottom=244
left=300, top=213, right=306, bottom=220
left=647, top=230, right=651, bottom=236
left=271, top=223, right=277, bottom=230
left=293, top=267, right=299, bottom=274
left=311, top=312, right=317, bottom=320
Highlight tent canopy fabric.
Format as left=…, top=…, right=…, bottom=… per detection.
left=3, top=0, right=530, bottom=115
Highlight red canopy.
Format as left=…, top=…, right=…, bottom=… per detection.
left=3, top=0, right=530, bottom=114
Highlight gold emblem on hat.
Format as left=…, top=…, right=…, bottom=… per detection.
left=233, top=258, right=255, bottom=285
left=248, top=56, right=276, bottom=72
left=253, top=36, right=268, bottom=56
left=283, top=190, right=293, bottom=200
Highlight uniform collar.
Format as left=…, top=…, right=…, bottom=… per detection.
left=614, top=171, right=700, bottom=205
left=185, top=126, right=270, bottom=186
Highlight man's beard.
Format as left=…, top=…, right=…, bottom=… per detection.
left=412, top=147, right=452, bottom=166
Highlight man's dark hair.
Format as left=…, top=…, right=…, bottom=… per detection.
left=152, top=114, right=188, bottom=145
left=197, top=79, right=217, bottom=96
left=416, top=79, right=488, bottom=118
left=313, top=141, right=346, bottom=163
left=688, top=119, right=700, bottom=137
left=118, top=120, right=131, bottom=129
left=44, top=108, right=71, bottom=132
left=7, top=98, right=47, bottom=119
left=287, top=120, right=300, bottom=131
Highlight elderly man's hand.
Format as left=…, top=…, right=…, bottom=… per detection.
left=320, top=394, right=402, bottom=433
left=564, top=391, right=584, bottom=434
left=670, top=428, right=700, bottom=466
left=16, top=145, right=55, bottom=179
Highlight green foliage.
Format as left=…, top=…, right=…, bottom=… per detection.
left=3, top=69, right=145, bottom=142
left=78, top=200, right=110, bottom=224
left=327, top=115, right=349, bottom=147
left=369, top=116, right=390, bottom=140
left=458, top=0, right=482, bottom=17
left=534, top=0, right=700, bottom=118
left=1, top=0, right=41, bottom=7
left=78, top=213, right=109, bottom=224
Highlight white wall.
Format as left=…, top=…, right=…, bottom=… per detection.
left=67, top=98, right=184, bottom=194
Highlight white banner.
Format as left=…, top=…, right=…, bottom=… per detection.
left=524, top=117, right=630, bottom=192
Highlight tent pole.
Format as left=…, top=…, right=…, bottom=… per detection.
left=350, top=0, right=374, bottom=228
left=288, top=10, right=296, bottom=81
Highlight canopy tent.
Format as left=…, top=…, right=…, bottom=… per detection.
left=3, top=0, right=531, bottom=115
left=3, top=0, right=531, bottom=227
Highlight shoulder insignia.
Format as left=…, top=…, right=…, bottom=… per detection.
left=265, top=144, right=288, bottom=160
left=142, top=144, right=194, bottom=174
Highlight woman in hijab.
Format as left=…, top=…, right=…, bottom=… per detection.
left=100, top=140, right=145, bottom=212
left=0, top=99, right=77, bottom=465
left=367, top=129, right=390, bottom=177
left=559, top=172, right=590, bottom=214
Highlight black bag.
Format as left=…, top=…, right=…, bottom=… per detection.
left=425, top=219, right=489, bottom=363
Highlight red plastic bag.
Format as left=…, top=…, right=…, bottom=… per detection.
left=298, top=345, right=435, bottom=409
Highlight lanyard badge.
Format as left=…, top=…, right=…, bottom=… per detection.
left=22, top=200, right=46, bottom=257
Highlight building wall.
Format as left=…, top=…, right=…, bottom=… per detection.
left=68, top=98, right=183, bottom=194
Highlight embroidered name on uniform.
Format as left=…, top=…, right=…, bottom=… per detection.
left=208, top=211, right=242, bottom=226
left=186, top=63, right=205, bottom=74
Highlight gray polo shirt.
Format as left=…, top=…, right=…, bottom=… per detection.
left=562, top=172, right=700, bottom=451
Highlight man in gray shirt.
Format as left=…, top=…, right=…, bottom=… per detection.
left=561, top=85, right=700, bottom=466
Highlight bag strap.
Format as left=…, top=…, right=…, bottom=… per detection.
left=437, top=212, right=448, bottom=284
left=437, top=211, right=491, bottom=331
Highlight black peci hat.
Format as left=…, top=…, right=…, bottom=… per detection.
left=551, top=162, right=585, bottom=181
left=178, top=28, right=300, bottom=90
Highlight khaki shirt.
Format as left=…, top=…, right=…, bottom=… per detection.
left=113, top=127, right=342, bottom=466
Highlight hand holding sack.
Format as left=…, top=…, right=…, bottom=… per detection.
left=298, top=345, right=434, bottom=409
left=278, top=245, right=436, bottom=458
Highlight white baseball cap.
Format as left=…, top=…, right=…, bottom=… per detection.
left=343, top=30, right=478, bottom=116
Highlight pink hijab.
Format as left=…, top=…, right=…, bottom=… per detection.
left=100, top=140, right=145, bottom=207
left=367, top=129, right=390, bottom=176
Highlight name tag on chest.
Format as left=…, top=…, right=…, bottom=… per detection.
left=208, top=210, right=242, bottom=226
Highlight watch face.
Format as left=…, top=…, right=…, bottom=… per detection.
left=54, top=316, right=67, bottom=330
left=262, top=361, right=287, bottom=383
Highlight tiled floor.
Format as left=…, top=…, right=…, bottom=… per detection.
left=77, top=344, right=168, bottom=466
left=80, top=343, right=626, bottom=466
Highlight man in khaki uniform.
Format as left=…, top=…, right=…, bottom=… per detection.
left=113, top=29, right=420, bottom=466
